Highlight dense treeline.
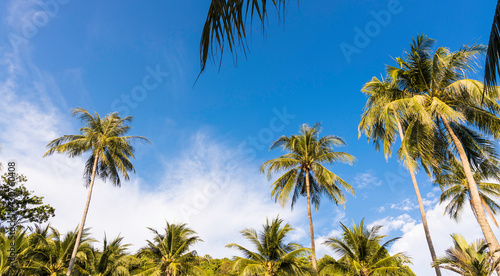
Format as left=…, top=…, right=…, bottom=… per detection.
left=0, top=217, right=415, bottom=275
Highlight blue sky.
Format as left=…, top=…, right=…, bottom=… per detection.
left=0, top=0, right=498, bottom=274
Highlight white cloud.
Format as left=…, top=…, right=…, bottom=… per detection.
left=369, top=214, right=417, bottom=236
left=390, top=198, right=417, bottom=211
left=354, top=171, right=382, bottom=189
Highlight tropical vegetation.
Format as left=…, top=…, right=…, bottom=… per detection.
left=226, top=216, right=310, bottom=276
left=2, top=13, right=500, bottom=274
left=433, top=234, right=500, bottom=276
left=320, top=219, right=413, bottom=276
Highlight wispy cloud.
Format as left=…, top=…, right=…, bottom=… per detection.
left=354, top=171, right=382, bottom=189
left=390, top=198, right=417, bottom=211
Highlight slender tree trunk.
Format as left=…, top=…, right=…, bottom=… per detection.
left=66, top=152, right=99, bottom=276
left=396, top=121, right=442, bottom=276
left=305, top=169, right=318, bottom=276
left=441, top=116, right=500, bottom=269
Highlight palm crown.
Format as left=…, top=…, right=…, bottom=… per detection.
left=322, top=219, right=411, bottom=276
left=434, top=157, right=500, bottom=227
left=434, top=234, right=500, bottom=276
left=44, top=108, right=149, bottom=186
left=226, top=216, right=310, bottom=276
left=138, top=222, right=203, bottom=276
left=260, top=123, right=355, bottom=209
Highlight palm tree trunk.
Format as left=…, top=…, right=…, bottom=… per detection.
left=441, top=116, right=500, bottom=268
left=305, top=169, right=318, bottom=276
left=66, top=152, right=99, bottom=276
left=396, top=120, right=442, bottom=276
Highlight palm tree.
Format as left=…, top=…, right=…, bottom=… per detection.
left=137, top=222, right=203, bottom=276
left=359, top=76, right=442, bottom=275
left=260, top=123, right=355, bottom=275
left=43, top=108, right=149, bottom=275
left=321, top=219, right=411, bottom=276
left=435, top=157, right=500, bottom=227
left=199, top=0, right=286, bottom=74
left=387, top=34, right=500, bottom=265
left=433, top=234, right=500, bottom=276
left=75, top=235, right=130, bottom=276
left=28, top=225, right=94, bottom=276
left=226, top=216, right=311, bottom=276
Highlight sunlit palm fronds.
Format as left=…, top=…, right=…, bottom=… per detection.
left=321, top=219, right=411, bottom=276
left=434, top=234, right=499, bottom=276
left=226, top=216, right=311, bottom=276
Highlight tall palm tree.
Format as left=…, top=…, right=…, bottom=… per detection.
left=137, top=222, right=203, bottom=276
left=199, top=0, right=286, bottom=74
left=75, top=235, right=130, bottom=276
left=226, top=216, right=311, bottom=276
left=43, top=108, right=149, bottom=275
left=359, top=76, right=442, bottom=276
left=433, top=234, right=500, bottom=276
left=260, top=123, right=355, bottom=275
left=387, top=34, right=500, bottom=265
left=28, top=225, right=93, bottom=276
left=435, top=157, right=500, bottom=227
left=321, top=219, right=411, bottom=276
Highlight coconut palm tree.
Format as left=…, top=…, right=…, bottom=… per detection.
left=359, top=76, right=442, bottom=276
left=43, top=108, right=149, bottom=275
left=260, top=123, right=355, bottom=275
left=137, top=222, right=203, bottom=276
left=75, top=235, right=130, bottom=276
left=28, top=225, right=93, bottom=276
left=433, top=234, right=500, bottom=276
left=321, top=219, right=411, bottom=276
left=434, top=157, right=500, bottom=227
left=387, top=34, right=500, bottom=265
left=199, top=0, right=287, bottom=74
left=226, top=216, right=311, bottom=276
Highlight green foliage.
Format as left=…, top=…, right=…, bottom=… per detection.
left=198, top=256, right=237, bottom=276
left=27, top=225, right=94, bottom=276
left=434, top=157, right=500, bottom=226
left=226, top=216, right=311, bottom=276
left=434, top=234, right=499, bottom=275
left=75, top=235, right=131, bottom=276
left=0, top=173, right=55, bottom=231
left=0, top=229, right=31, bottom=276
left=136, top=221, right=204, bottom=276
left=320, top=219, right=412, bottom=276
